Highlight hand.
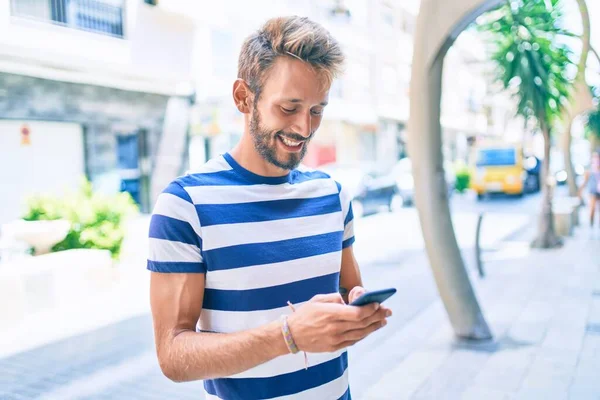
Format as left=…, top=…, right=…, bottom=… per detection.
left=286, top=293, right=390, bottom=353
left=348, top=286, right=367, bottom=304
left=348, top=285, right=392, bottom=324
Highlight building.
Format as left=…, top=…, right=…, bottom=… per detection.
left=150, top=0, right=518, bottom=179
left=160, top=0, right=421, bottom=171
left=0, top=0, right=196, bottom=223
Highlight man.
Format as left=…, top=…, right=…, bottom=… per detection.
left=148, top=16, right=391, bottom=400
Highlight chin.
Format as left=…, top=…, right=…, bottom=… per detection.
left=273, top=154, right=301, bottom=171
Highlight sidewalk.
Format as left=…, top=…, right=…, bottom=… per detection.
left=0, top=217, right=152, bottom=359
left=358, top=215, right=600, bottom=399
left=0, top=209, right=597, bottom=399
left=0, top=208, right=530, bottom=360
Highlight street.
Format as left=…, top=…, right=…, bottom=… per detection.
left=3, top=0, right=600, bottom=398
left=0, top=191, right=544, bottom=400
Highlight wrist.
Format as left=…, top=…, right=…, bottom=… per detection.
left=280, top=315, right=301, bottom=354
left=264, top=319, right=290, bottom=357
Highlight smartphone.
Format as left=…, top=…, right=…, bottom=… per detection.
left=350, top=288, right=397, bottom=306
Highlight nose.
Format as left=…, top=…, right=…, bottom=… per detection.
left=290, top=111, right=312, bottom=139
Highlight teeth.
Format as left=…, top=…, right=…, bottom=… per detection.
left=281, top=137, right=301, bottom=147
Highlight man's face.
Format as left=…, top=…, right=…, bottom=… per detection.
left=249, top=57, right=329, bottom=170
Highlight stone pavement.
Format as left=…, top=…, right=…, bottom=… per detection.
left=359, top=218, right=600, bottom=400
left=0, top=210, right=597, bottom=399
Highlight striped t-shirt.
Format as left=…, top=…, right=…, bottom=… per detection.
left=147, top=152, right=355, bottom=400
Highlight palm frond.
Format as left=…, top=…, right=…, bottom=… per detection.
left=476, top=0, right=575, bottom=132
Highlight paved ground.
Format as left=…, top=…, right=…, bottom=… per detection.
left=3, top=190, right=598, bottom=399
left=360, top=216, right=600, bottom=400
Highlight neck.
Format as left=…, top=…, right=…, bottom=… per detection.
left=229, top=134, right=290, bottom=177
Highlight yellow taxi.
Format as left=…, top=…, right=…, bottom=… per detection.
left=470, top=143, right=526, bottom=199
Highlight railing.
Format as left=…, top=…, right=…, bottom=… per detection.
left=10, top=0, right=125, bottom=39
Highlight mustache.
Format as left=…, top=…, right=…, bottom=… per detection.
left=276, top=131, right=313, bottom=142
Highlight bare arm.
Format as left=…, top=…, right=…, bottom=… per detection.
left=339, top=246, right=393, bottom=318
left=578, top=170, right=590, bottom=197
left=150, top=272, right=288, bottom=382
left=150, top=271, right=389, bottom=382
left=339, top=246, right=363, bottom=303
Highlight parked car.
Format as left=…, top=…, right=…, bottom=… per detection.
left=470, top=144, right=527, bottom=199
left=389, top=158, right=456, bottom=206
left=523, top=156, right=541, bottom=193
left=319, top=163, right=402, bottom=218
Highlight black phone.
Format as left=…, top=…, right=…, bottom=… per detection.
left=350, top=288, right=397, bottom=306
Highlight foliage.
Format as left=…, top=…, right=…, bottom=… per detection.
left=586, top=86, right=600, bottom=141
left=454, top=167, right=471, bottom=194
left=477, top=0, right=575, bottom=131
left=23, top=179, right=139, bottom=258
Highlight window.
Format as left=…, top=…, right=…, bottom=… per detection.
left=345, top=61, right=371, bottom=101
left=345, top=0, right=368, bottom=28
left=382, top=65, right=398, bottom=95
left=380, top=3, right=394, bottom=29
left=476, top=148, right=517, bottom=167
left=400, top=10, right=416, bottom=34
left=10, top=0, right=125, bottom=38
left=359, top=132, right=377, bottom=162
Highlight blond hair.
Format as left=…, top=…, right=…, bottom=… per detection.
left=238, top=16, right=344, bottom=99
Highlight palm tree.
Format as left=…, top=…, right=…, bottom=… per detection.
left=478, top=0, right=575, bottom=248
left=587, top=88, right=600, bottom=152
left=562, top=0, right=591, bottom=197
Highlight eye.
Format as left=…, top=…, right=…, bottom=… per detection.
left=311, top=109, right=323, bottom=116
left=281, top=107, right=296, bottom=114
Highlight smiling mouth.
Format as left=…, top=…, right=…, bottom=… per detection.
left=277, top=134, right=305, bottom=151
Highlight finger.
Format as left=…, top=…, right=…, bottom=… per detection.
left=348, top=286, right=366, bottom=303
left=337, top=302, right=379, bottom=321
left=312, top=293, right=345, bottom=304
left=379, top=306, right=393, bottom=318
left=337, top=308, right=388, bottom=331
left=340, top=319, right=387, bottom=343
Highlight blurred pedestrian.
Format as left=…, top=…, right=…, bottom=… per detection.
left=578, top=150, right=600, bottom=226
left=146, top=16, right=391, bottom=400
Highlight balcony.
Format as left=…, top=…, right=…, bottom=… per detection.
left=10, top=0, right=125, bottom=38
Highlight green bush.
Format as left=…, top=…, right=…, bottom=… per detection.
left=23, top=179, right=139, bottom=259
left=455, top=168, right=471, bottom=194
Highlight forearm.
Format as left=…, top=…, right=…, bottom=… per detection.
left=159, top=320, right=288, bottom=382
left=340, top=276, right=363, bottom=303
left=339, top=249, right=363, bottom=304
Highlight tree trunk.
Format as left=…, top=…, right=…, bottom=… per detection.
left=591, top=134, right=600, bottom=155
left=563, top=0, right=590, bottom=197
left=532, top=125, right=563, bottom=249
left=562, top=116, right=578, bottom=196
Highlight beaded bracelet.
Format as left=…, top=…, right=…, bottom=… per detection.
left=281, top=301, right=309, bottom=369
left=280, top=315, right=300, bottom=354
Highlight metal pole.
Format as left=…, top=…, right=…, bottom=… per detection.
left=475, top=212, right=485, bottom=278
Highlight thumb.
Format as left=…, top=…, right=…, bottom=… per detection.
left=349, top=286, right=367, bottom=304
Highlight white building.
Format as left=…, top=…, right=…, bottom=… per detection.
left=146, top=0, right=519, bottom=176
left=0, top=0, right=196, bottom=222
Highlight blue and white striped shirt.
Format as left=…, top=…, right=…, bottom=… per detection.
left=148, top=152, right=355, bottom=400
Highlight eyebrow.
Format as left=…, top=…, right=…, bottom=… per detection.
left=285, top=98, right=329, bottom=106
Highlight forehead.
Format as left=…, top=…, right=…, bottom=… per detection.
left=260, top=57, right=329, bottom=102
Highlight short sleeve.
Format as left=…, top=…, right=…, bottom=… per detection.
left=337, top=182, right=355, bottom=249
left=147, top=181, right=206, bottom=273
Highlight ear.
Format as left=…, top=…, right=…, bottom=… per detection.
left=233, top=79, right=252, bottom=114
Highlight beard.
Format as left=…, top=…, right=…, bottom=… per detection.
left=249, top=106, right=310, bottom=171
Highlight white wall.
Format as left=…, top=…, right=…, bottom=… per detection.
left=0, top=121, right=85, bottom=224
left=0, top=1, right=195, bottom=95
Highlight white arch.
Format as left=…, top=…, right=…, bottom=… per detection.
left=408, top=0, right=503, bottom=339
